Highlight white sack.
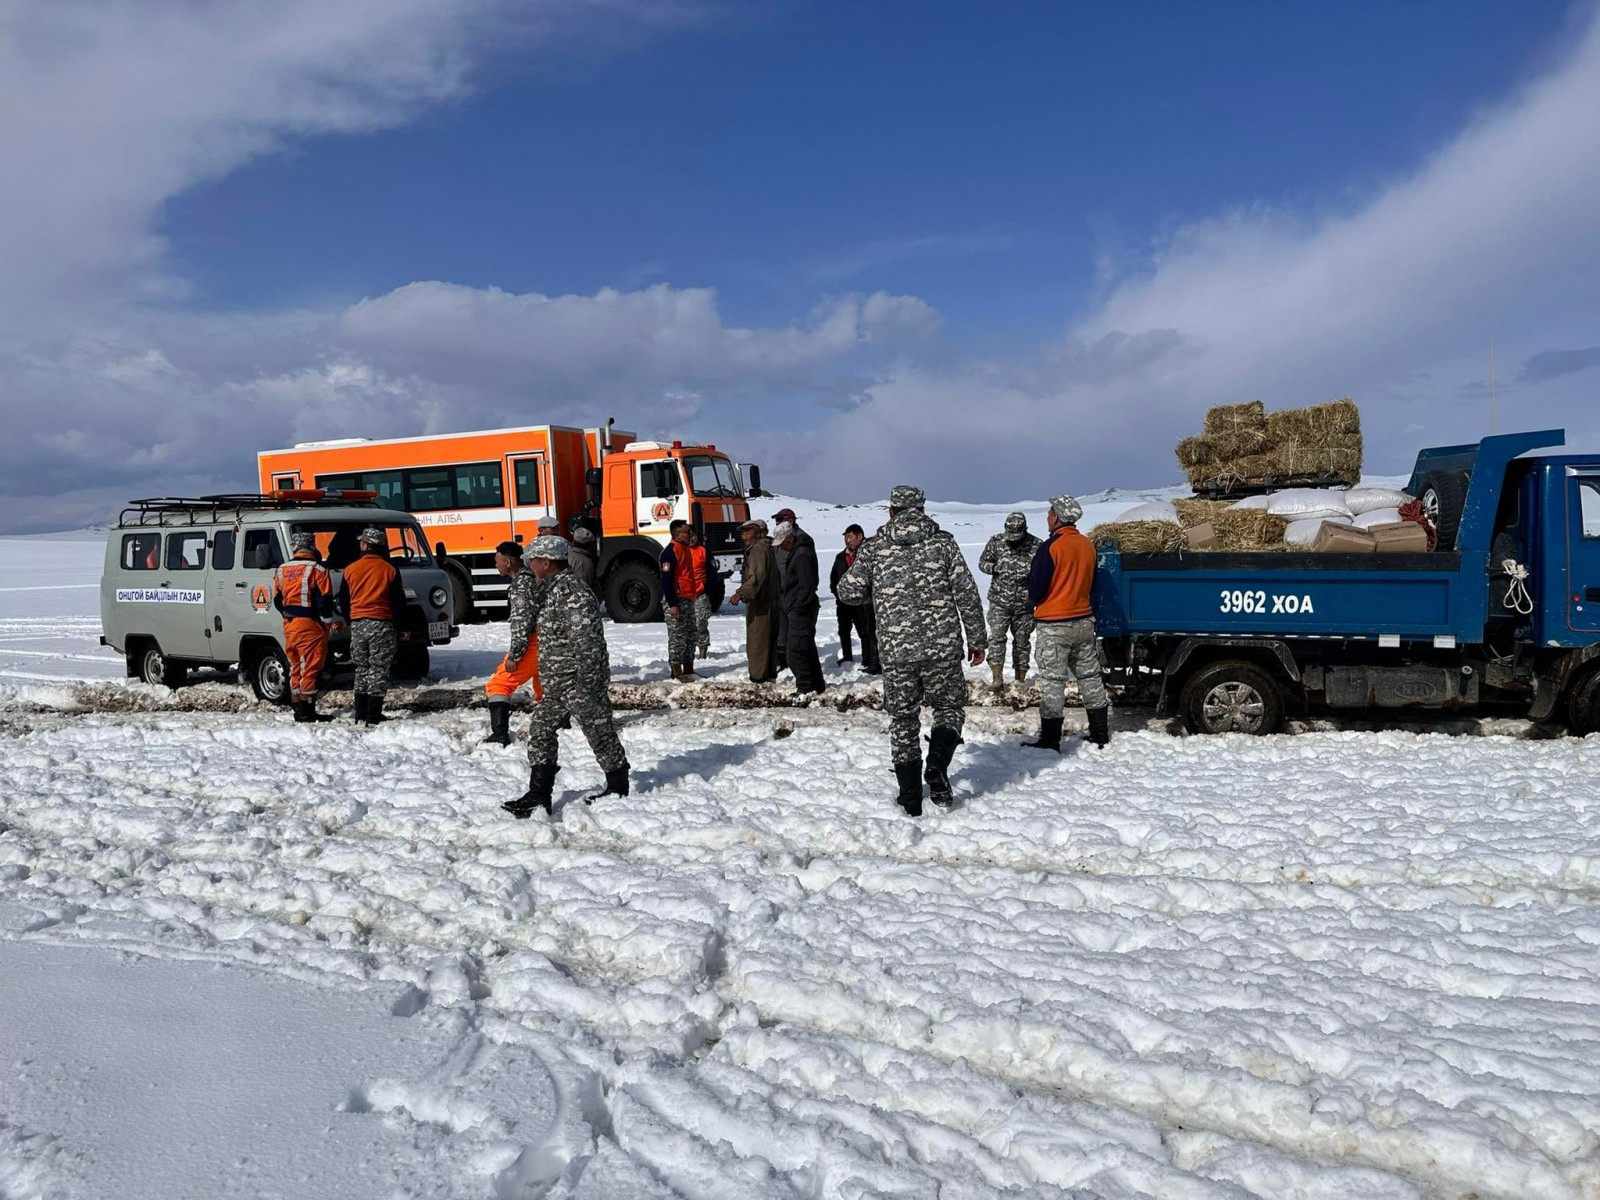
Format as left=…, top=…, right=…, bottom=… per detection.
left=1344, top=487, right=1413, bottom=515
left=1227, top=495, right=1272, bottom=510
left=1351, top=508, right=1403, bottom=530
left=1266, top=489, right=1353, bottom=522
left=1284, top=518, right=1328, bottom=547
left=1115, top=501, right=1180, bottom=524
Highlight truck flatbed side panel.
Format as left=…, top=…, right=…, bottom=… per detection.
left=1119, top=551, right=1460, bottom=573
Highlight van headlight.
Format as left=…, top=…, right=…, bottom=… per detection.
left=429, top=586, right=449, bottom=608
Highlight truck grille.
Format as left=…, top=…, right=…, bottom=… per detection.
left=698, top=519, right=743, bottom=555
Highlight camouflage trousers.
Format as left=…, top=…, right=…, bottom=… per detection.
left=350, top=619, right=397, bottom=697
left=1034, top=617, right=1108, bottom=718
left=667, top=594, right=711, bottom=666
left=882, top=658, right=967, bottom=765
left=986, top=595, right=1035, bottom=673
left=527, top=673, right=627, bottom=772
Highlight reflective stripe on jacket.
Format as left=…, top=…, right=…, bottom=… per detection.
left=273, top=554, right=334, bottom=621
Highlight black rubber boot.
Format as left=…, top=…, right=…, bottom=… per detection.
left=893, top=760, right=924, bottom=817
left=292, top=700, right=315, bottom=724
left=350, top=694, right=368, bottom=723
left=1086, top=707, right=1111, bottom=748
left=924, top=726, right=961, bottom=807
left=366, top=693, right=387, bottom=726
left=1023, top=717, right=1063, bottom=752
left=587, top=764, right=631, bottom=802
left=503, top=764, right=558, bottom=819
left=483, top=702, right=511, bottom=746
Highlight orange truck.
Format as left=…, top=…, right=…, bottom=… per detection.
left=257, top=421, right=760, bottom=622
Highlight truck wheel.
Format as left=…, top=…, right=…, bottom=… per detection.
left=1568, top=667, right=1600, bottom=736
left=1180, top=660, right=1284, bottom=735
left=136, top=643, right=186, bottom=689
left=606, top=560, right=662, bottom=623
left=393, top=646, right=430, bottom=680
left=249, top=645, right=291, bottom=705
left=1419, top=469, right=1470, bottom=551
left=444, top=564, right=474, bottom=625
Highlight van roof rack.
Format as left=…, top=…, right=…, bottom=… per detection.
left=118, top=491, right=380, bottom=526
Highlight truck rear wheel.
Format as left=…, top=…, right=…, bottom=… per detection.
left=1180, top=660, right=1284, bottom=735
left=394, top=646, right=430, bottom=680
left=1568, top=667, right=1600, bottom=736
left=1419, top=469, right=1470, bottom=551
left=606, top=560, right=662, bottom=623
left=444, top=564, right=474, bottom=625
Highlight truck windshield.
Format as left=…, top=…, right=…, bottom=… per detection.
left=681, top=455, right=742, bottom=499
left=293, top=522, right=434, bottom=570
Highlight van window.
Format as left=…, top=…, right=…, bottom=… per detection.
left=242, top=529, right=283, bottom=570
left=213, top=529, right=236, bottom=571
left=166, top=531, right=207, bottom=571
left=1580, top=478, right=1600, bottom=539
left=121, top=532, right=161, bottom=570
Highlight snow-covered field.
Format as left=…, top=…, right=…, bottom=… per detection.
left=4, top=488, right=1600, bottom=1199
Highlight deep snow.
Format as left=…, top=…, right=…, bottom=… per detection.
left=4, top=485, right=1599, bottom=1200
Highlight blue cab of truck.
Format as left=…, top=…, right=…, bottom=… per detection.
left=1091, top=429, right=1600, bottom=735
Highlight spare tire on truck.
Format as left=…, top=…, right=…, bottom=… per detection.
left=1419, top=469, right=1470, bottom=551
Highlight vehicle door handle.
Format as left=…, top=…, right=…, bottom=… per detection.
left=236, top=582, right=248, bottom=589
left=1587, top=587, right=1600, bottom=603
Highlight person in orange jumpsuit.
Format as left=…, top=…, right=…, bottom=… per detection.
left=484, top=540, right=541, bottom=745
left=272, top=531, right=338, bottom=722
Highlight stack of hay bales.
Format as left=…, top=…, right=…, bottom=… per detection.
left=1176, top=398, right=1362, bottom=490
left=1092, top=497, right=1289, bottom=554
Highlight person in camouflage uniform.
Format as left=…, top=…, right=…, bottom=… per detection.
left=338, top=526, right=406, bottom=725
left=504, top=536, right=629, bottom=819
left=978, top=512, right=1043, bottom=689
left=836, top=485, right=987, bottom=815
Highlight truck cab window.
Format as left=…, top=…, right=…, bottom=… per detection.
left=642, top=462, right=682, bottom=498
left=166, top=531, right=207, bottom=571
left=682, top=456, right=740, bottom=498
left=1581, top=478, right=1600, bottom=539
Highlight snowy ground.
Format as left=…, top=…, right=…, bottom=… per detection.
left=4, top=487, right=1600, bottom=1199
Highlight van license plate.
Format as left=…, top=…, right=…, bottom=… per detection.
left=428, top=621, right=449, bottom=642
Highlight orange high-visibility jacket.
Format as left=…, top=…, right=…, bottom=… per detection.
left=273, top=553, right=334, bottom=620
left=339, top=553, right=406, bottom=621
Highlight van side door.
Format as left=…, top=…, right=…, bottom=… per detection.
left=152, top=528, right=213, bottom=659
left=1570, top=471, right=1600, bottom=635
left=210, top=526, right=287, bottom=664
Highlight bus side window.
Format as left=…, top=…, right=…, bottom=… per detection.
left=454, top=462, right=504, bottom=509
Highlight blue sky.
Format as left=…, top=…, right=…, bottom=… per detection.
left=3, top=0, right=1599, bottom=529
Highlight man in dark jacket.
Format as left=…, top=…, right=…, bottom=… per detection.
left=774, top=519, right=824, bottom=694
left=729, top=519, right=779, bottom=681
left=829, top=524, right=880, bottom=673
left=771, top=506, right=797, bottom=673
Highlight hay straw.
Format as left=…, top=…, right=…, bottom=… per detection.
left=1176, top=435, right=1216, bottom=469
left=1264, top=397, right=1360, bottom=443
left=1202, top=401, right=1267, bottom=438
left=1091, top=520, right=1186, bottom=554
left=1173, top=498, right=1231, bottom=527
left=1211, top=508, right=1289, bottom=550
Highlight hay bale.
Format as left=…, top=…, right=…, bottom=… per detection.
left=1210, top=507, right=1289, bottom=550
left=1176, top=435, right=1217, bottom=469
left=1173, top=498, right=1231, bottom=527
left=1202, top=401, right=1267, bottom=438
left=1264, top=397, right=1360, bottom=443
left=1091, top=520, right=1186, bottom=554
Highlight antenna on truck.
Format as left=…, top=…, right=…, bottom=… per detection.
left=1489, top=335, right=1497, bottom=435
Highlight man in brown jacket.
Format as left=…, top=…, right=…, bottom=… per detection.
left=728, top=518, right=779, bottom=682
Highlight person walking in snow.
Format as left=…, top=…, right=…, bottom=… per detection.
left=829, top=524, right=879, bottom=673
left=272, top=531, right=337, bottom=723
left=483, top=541, right=540, bottom=746
left=659, top=520, right=710, bottom=681
left=1024, top=495, right=1110, bottom=752
left=837, top=485, right=987, bottom=814
left=775, top=519, right=824, bottom=695
left=503, top=536, right=629, bottom=819
left=338, top=526, right=407, bottom=726
left=978, top=512, right=1043, bottom=689
left=728, top=519, right=779, bottom=682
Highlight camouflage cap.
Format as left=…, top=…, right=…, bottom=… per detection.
left=1049, top=495, right=1083, bottom=525
left=526, top=534, right=570, bottom=561
left=358, top=526, right=387, bottom=548
left=290, top=531, right=317, bottom=554
left=1004, top=512, right=1028, bottom=536
left=888, top=484, right=925, bottom=509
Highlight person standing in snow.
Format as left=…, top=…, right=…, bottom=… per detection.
left=978, top=512, right=1043, bottom=690
left=770, top=506, right=797, bottom=673
left=829, top=524, right=879, bottom=673
left=775, top=519, right=824, bottom=695
left=728, top=519, right=779, bottom=682
left=338, top=526, right=407, bottom=726
left=503, top=536, right=629, bottom=818
left=659, top=520, right=710, bottom=681
left=483, top=541, right=540, bottom=747
left=568, top=526, right=599, bottom=596
left=688, top=526, right=719, bottom=660
left=272, top=531, right=337, bottom=723
left=837, top=485, right=987, bottom=814
left=1024, top=495, right=1110, bottom=752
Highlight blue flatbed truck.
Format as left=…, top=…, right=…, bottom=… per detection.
left=1091, top=429, right=1600, bottom=735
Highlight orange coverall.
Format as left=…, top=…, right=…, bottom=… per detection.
left=273, top=553, right=335, bottom=701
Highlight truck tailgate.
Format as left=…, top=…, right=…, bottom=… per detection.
left=1094, top=550, right=1469, bottom=641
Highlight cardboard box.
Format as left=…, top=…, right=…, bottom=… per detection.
left=1312, top=521, right=1376, bottom=553
left=1368, top=521, right=1430, bottom=553
left=1183, top=522, right=1219, bottom=550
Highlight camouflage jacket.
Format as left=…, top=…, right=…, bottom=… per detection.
left=506, top=568, right=538, bottom=662
left=978, top=532, right=1044, bottom=605
left=836, top=510, right=986, bottom=666
left=530, top=568, right=612, bottom=682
